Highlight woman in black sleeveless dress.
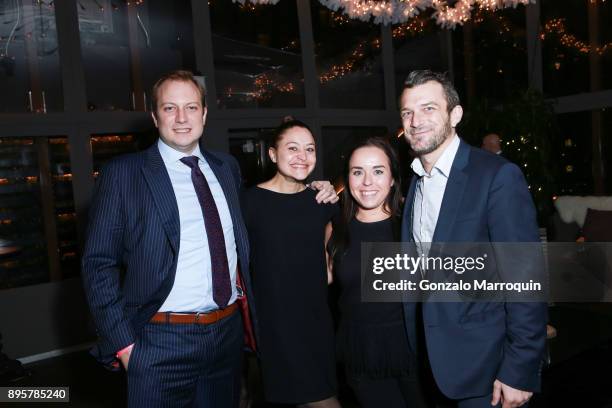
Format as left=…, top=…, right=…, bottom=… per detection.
left=242, top=119, right=340, bottom=408
left=327, top=137, right=428, bottom=408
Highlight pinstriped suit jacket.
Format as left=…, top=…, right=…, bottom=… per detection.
left=81, top=139, right=256, bottom=367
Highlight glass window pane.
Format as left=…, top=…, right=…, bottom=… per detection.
left=78, top=0, right=195, bottom=112
left=78, top=0, right=131, bottom=111
left=0, top=136, right=76, bottom=289
left=600, top=3, right=612, bottom=92
left=604, top=108, right=612, bottom=193
left=453, top=7, right=528, bottom=103
left=228, top=128, right=275, bottom=188
left=50, top=137, right=79, bottom=279
left=322, top=126, right=388, bottom=186
left=541, top=1, right=612, bottom=95
left=135, top=0, right=196, bottom=108
left=210, top=0, right=305, bottom=109
left=312, top=4, right=384, bottom=109
left=541, top=0, right=590, bottom=97
left=554, top=111, right=593, bottom=195
left=393, top=25, right=447, bottom=99
left=91, top=133, right=156, bottom=178
left=0, top=1, right=63, bottom=113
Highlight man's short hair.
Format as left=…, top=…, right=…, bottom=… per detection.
left=403, top=70, right=460, bottom=113
left=151, top=70, right=206, bottom=113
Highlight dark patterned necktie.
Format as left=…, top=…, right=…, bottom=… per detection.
left=180, top=156, right=231, bottom=308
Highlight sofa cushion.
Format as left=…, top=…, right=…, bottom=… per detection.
left=554, top=196, right=612, bottom=227
left=582, top=208, right=612, bottom=242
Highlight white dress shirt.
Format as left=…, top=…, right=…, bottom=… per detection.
left=411, top=134, right=460, bottom=253
left=157, top=139, right=238, bottom=312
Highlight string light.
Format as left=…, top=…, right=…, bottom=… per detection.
left=431, top=0, right=473, bottom=29
left=233, top=0, right=534, bottom=27
left=232, top=11, right=432, bottom=102
left=332, top=13, right=352, bottom=25
left=392, top=17, right=428, bottom=38
left=232, top=0, right=280, bottom=5
left=237, top=2, right=263, bottom=12
left=317, top=0, right=422, bottom=25
left=543, top=18, right=612, bottom=56
left=223, top=1, right=604, bottom=104
left=239, top=2, right=534, bottom=102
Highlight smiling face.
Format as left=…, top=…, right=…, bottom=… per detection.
left=399, top=80, right=462, bottom=156
left=348, top=146, right=394, bottom=218
left=269, top=126, right=316, bottom=181
left=152, top=79, right=206, bottom=154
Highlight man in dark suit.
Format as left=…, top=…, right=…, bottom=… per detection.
left=399, top=70, right=547, bottom=408
left=82, top=70, right=336, bottom=408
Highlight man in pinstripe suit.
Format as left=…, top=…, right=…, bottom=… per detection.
left=82, top=70, right=337, bottom=408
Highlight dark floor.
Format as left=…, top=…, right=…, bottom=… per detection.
left=4, top=304, right=612, bottom=407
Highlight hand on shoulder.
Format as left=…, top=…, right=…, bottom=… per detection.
left=308, top=180, right=339, bottom=204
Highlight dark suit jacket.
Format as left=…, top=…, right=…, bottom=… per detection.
left=401, top=139, right=547, bottom=399
left=81, top=140, right=257, bottom=367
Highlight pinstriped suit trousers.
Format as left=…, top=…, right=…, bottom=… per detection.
left=126, top=311, right=243, bottom=408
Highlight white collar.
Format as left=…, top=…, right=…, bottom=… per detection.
left=410, top=134, right=460, bottom=178
left=158, top=139, right=205, bottom=166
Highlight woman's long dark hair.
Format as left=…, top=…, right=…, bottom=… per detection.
left=327, top=136, right=403, bottom=265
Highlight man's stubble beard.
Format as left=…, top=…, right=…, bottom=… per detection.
left=409, top=117, right=453, bottom=157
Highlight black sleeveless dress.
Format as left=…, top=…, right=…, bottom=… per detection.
left=335, top=217, right=413, bottom=378
left=242, top=187, right=338, bottom=404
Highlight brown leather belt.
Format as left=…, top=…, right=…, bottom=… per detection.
left=151, top=303, right=238, bottom=325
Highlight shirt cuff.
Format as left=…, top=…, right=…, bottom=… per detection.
left=116, top=343, right=134, bottom=358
